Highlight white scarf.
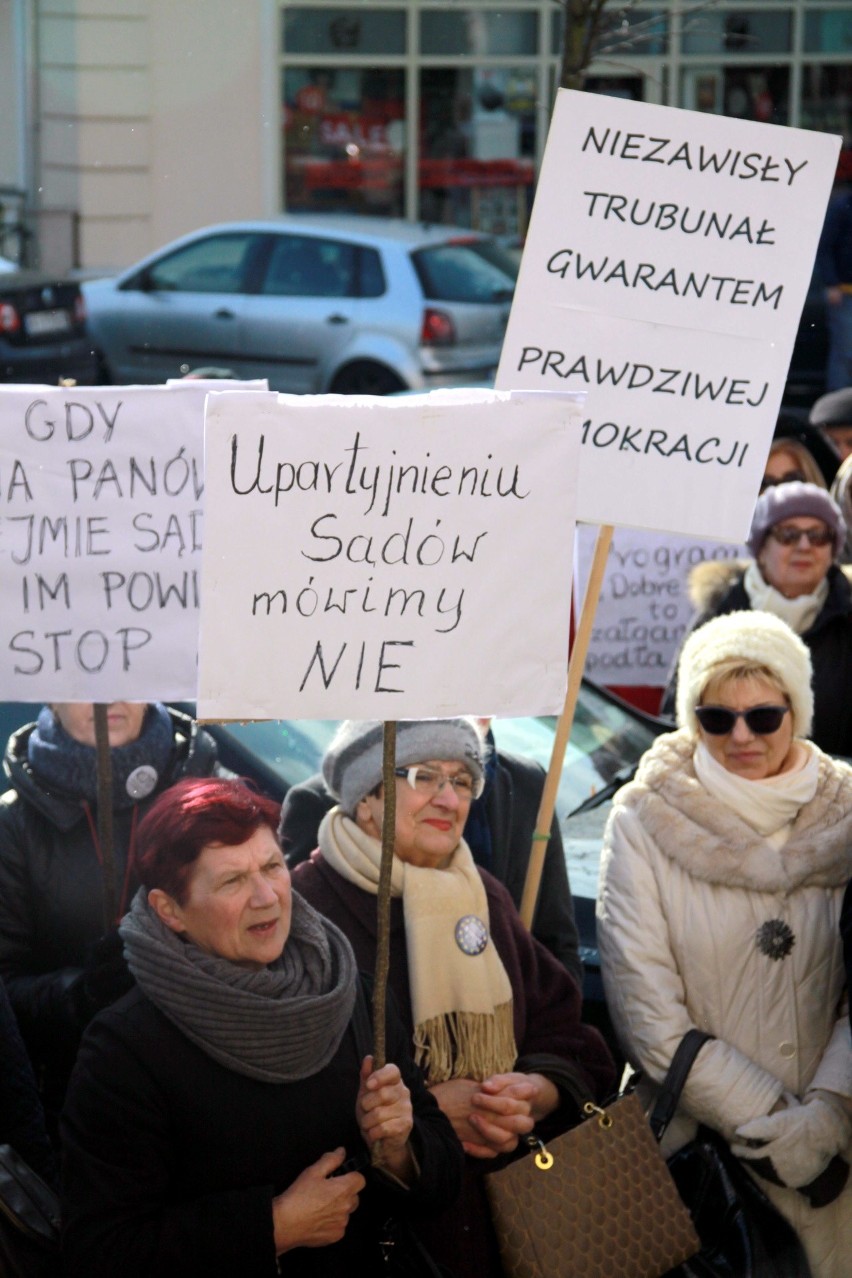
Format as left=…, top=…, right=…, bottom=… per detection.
left=318, top=807, right=516, bottom=1082
left=693, top=739, right=820, bottom=845
left=744, top=559, right=829, bottom=635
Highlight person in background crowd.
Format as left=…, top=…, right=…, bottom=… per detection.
left=815, top=189, right=852, bottom=394
left=831, top=452, right=852, bottom=563
left=762, top=436, right=827, bottom=492
left=290, top=717, right=615, bottom=1278
left=0, top=702, right=224, bottom=1119
left=662, top=483, right=852, bottom=757
left=0, top=975, right=56, bottom=1187
left=810, top=387, right=852, bottom=466
left=61, top=777, right=461, bottom=1278
left=280, top=721, right=582, bottom=983
left=600, top=612, right=852, bottom=1278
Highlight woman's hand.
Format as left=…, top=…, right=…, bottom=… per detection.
left=356, top=1055, right=415, bottom=1181
left=431, top=1071, right=558, bottom=1159
left=272, top=1148, right=365, bottom=1253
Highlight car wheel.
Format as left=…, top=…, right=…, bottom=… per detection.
left=330, top=361, right=407, bottom=396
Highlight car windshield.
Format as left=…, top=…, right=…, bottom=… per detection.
left=411, top=239, right=517, bottom=303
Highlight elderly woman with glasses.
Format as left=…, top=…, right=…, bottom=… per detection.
left=600, top=611, right=852, bottom=1277
left=290, top=718, right=615, bottom=1278
left=662, top=481, right=852, bottom=756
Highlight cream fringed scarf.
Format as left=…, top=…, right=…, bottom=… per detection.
left=318, top=807, right=517, bottom=1083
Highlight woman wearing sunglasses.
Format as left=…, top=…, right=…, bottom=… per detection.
left=290, top=717, right=615, bottom=1278
left=600, top=610, right=852, bottom=1277
left=663, top=481, right=852, bottom=756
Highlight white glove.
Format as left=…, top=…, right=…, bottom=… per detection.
left=731, top=1096, right=850, bottom=1189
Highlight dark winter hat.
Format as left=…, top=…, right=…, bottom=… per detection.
left=809, top=387, right=852, bottom=427
left=322, top=719, right=485, bottom=815
left=747, top=481, right=845, bottom=558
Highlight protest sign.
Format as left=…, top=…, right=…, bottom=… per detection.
left=497, top=91, right=840, bottom=540
left=574, top=524, right=747, bottom=686
left=0, top=384, right=216, bottom=701
left=197, top=389, right=583, bottom=721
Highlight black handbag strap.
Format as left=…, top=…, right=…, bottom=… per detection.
left=648, top=1030, right=715, bottom=1143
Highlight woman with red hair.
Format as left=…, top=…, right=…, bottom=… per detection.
left=61, top=776, right=461, bottom=1278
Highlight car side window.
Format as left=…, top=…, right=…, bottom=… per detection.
left=260, top=236, right=355, bottom=298
left=358, top=247, right=386, bottom=298
left=140, top=234, right=258, bottom=294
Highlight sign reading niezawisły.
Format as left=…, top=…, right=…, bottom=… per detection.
left=497, top=91, right=840, bottom=540
left=0, top=383, right=255, bottom=702
left=197, top=389, right=583, bottom=721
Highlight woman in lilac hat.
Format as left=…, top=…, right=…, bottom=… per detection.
left=663, top=482, right=852, bottom=756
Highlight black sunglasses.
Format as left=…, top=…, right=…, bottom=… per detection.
left=768, top=525, right=834, bottom=547
left=695, top=704, right=790, bottom=736
left=759, top=470, right=807, bottom=492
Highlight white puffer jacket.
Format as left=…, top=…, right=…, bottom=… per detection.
left=597, top=730, right=852, bottom=1278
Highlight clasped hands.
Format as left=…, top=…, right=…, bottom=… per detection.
left=273, top=1056, right=413, bottom=1253
left=430, top=1071, right=559, bottom=1159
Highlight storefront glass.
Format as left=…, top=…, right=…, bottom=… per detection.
left=418, top=67, right=537, bottom=233
left=681, top=10, right=792, bottom=54
left=283, top=67, right=406, bottom=215
left=682, top=65, right=790, bottom=122
left=421, top=10, right=538, bottom=56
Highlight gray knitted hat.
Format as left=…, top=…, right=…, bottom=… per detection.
left=322, top=719, right=485, bottom=815
left=747, top=481, right=845, bottom=558
left=675, top=610, right=814, bottom=738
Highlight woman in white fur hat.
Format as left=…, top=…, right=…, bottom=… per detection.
left=598, top=610, right=852, bottom=1277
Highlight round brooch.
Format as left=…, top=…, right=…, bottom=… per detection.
left=755, top=919, right=796, bottom=962
left=126, top=765, right=158, bottom=800
left=454, top=915, right=489, bottom=956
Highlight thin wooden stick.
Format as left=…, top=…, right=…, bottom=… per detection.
left=93, top=704, right=117, bottom=930
left=519, top=524, right=614, bottom=929
left=372, top=720, right=397, bottom=1071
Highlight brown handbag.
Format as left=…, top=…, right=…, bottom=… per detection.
left=484, top=1089, right=700, bottom=1278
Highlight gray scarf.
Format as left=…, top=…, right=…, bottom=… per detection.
left=120, top=887, right=358, bottom=1083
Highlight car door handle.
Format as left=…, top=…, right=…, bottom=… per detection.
left=326, top=314, right=349, bottom=325
left=214, top=308, right=236, bottom=320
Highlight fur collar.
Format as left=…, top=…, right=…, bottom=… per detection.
left=613, top=729, right=852, bottom=892
left=687, top=560, right=852, bottom=612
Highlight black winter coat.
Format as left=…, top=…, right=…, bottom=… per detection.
left=0, top=708, right=222, bottom=1097
left=280, top=746, right=583, bottom=983
left=661, top=562, right=852, bottom=758
left=61, top=981, right=462, bottom=1278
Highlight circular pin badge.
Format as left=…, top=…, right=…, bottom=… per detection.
left=454, top=915, right=488, bottom=956
left=126, top=765, right=158, bottom=800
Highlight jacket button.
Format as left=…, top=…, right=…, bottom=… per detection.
left=779, top=1042, right=796, bottom=1058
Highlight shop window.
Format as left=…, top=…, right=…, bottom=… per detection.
left=418, top=67, right=536, bottom=233
left=282, top=8, right=405, bottom=55
left=804, top=10, right=852, bottom=52
left=420, top=10, right=537, bottom=56
left=283, top=67, right=405, bottom=216
left=681, top=10, right=792, bottom=55
left=681, top=65, right=790, bottom=124
left=551, top=7, right=667, bottom=56
left=800, top=64, right=852, bottom=137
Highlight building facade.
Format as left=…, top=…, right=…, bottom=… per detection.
left=1, top=0, right=850, bottom=272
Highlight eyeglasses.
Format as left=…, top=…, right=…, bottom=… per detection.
left=759, top=470, right=807, bottom=492
left=394, top=765, right=483, bottom=800
left=695, top=704, right=790, bottom=736
left=768, top=525, right=834, bottom=547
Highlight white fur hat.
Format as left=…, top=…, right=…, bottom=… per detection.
left=676, top=610, right=814, bottom=738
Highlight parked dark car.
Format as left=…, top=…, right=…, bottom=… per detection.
left=0, top=262, right=100, bottom=384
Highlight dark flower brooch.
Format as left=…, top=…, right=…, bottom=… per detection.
left=755, top=919, right=795, bottom=961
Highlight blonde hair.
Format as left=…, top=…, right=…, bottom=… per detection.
left=700, top=659, right=790, bottom=706
left=765, top=438, right=826, bottom=490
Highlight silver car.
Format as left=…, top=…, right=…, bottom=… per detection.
left=83, top=216, right=517, bottom=393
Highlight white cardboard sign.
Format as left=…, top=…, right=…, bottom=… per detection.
left=574, top=524, right=747, bottom=687
left=497, top=91, right=840, bottom=540
left=0, top=384, right=243, bottom=702
left=198, top=389, right=582, bottom=720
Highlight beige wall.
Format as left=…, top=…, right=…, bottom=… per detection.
left=36, top=0, right=277, bottom=272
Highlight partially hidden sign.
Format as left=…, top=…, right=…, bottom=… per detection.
left=0, top=383, right=250, bottom=702
left=498, top=91, right=840, bottom=540
left=197, top=389, right=582, bottom=720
